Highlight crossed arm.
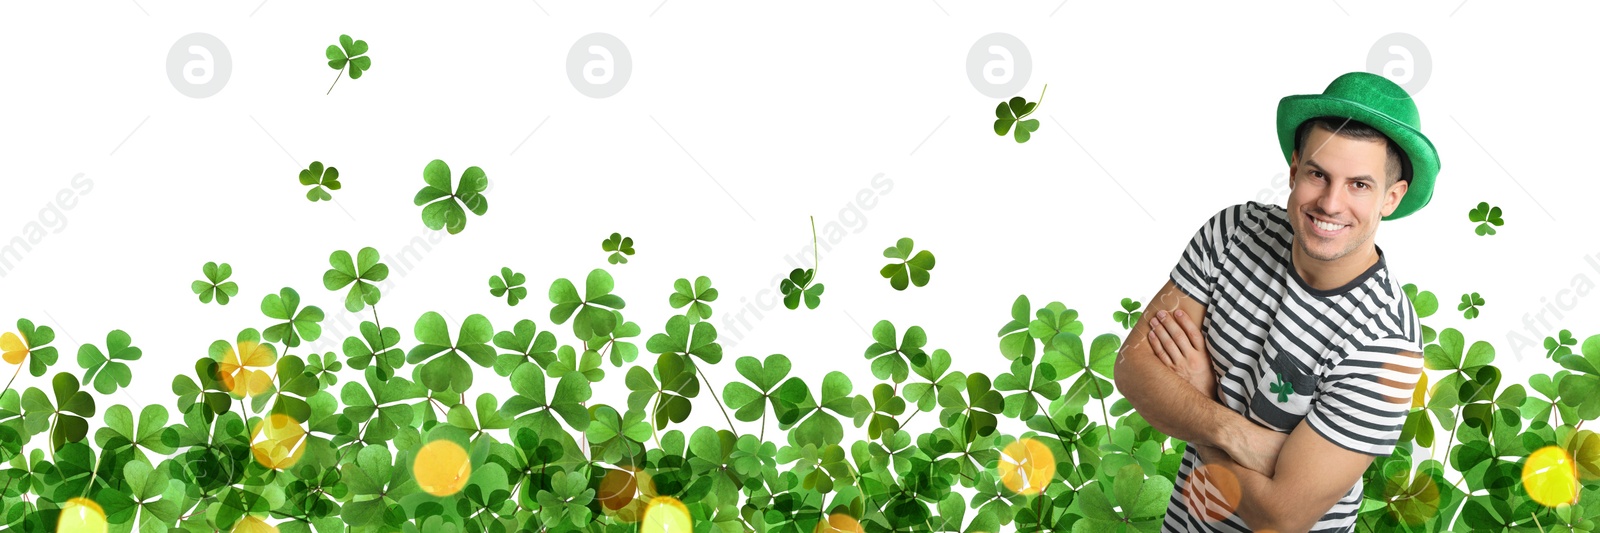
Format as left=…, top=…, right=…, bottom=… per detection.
left=1112, top=279, right=1388, bottom=533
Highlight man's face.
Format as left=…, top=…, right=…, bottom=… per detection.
left=1286, top=125, right=1408, bottom=264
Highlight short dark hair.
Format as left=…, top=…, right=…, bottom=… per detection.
left=1294, top=116, right=1410, bottom=187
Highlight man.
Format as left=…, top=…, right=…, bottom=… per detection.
left=1113, top=71, right=1441, bottom=532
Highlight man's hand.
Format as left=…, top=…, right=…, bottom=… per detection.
left=1147, top=308, right=1289, bottom=477
left=1147, top=309, right=1216, bottom=400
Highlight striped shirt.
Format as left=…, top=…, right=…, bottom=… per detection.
left=1160, top=201, right=1424, bottom=533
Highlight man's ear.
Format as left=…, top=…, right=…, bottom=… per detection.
left=1287, top=150, right=1300, bottom=190
left=1381, top=178, right=1409, bottom=217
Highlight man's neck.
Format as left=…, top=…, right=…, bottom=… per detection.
left=1292, top=243, right=1379, bottom=292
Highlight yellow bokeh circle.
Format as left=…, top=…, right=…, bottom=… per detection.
left=640, top=496, right=692, bottom=533
left=1523, top=445, right=1580, bottom=507
left=232, top=516, right=279, bottom=533
left=249, top=414, right=307, bottom=470
left=601, top=468, right=658, bottom=523
left=56, top=497, right=106, bottom=533
left=414, top=439, right=472, bottom=496
left=998, top=438, right=1055, bottom=495
left=814, top=513, right=865, bottom=533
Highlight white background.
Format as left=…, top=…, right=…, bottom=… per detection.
left=2, top=0, right=1597, bottom=501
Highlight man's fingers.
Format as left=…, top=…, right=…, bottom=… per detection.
left=1151, top=316, right=1184, bottom=364
left=1148, top=330, right=1174, bottom=368
left=1174, top=309, right=1204, bottom=353
left=1158, top=312, right=1195, bottom=354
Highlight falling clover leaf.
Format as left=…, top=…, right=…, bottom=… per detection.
left=779, top=216, right=825, bottom=310
left=1459, top=292, right=1485, bottom=320
left=1468, top=202, right=1504, bottom=236
left=602, top=233, right=635, bottom=264
left=1112, top=298, right=1143, bottom=330
left=261, top=287, right=324, bottom=347
left=993, top=84, right=1046, bottom=143
left=299, top=161, right=341, bottom=202
left=2, top=318, right=58, bottom=378
left=323, top=247, right=389, bottom=313
left=880, top=237, right=936, bottom=291
left=490, top=267, right=528, bottom=306
left=1545, top=329, right=1578, bottom=359
left=77, top=330, right=142, bottom=395
left=191, top=261, right=238, bottom=305
left=325, top=34, right=371, bottom=95
left=414, top=159, right=489, bottom=235
left=1269, top=373, right=1292, bottom=402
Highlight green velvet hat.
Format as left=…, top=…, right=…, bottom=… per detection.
left=1276, top=71, right=1439, bottom=221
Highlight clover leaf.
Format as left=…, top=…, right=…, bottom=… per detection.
left=779, top=216, right=825, bottom=310
left=325, top=34, right=371, bottom=94
left=324, top=247, right=389, bottom=312
left=414, top=159, right=489, bottom=235
left=1402, top=283, right=1439, bottom=344
left=1468, top=201, right=1504, bottom=236
left=299, top=161, right=341, bottom=202
left=993, top=84, right=1046, bottom=143
left=1546, top=329, right=1578, bottom=359
left=669, top=276, right=717, bottom=324
left=407, top=311, right=495, bottom=393
left=721, top=354, right=791, bottom=426
left=863, top=320, right=928, bottom=384
left=343, top=320, right=403, bottom=380
left=549, top=268, right=625, bottom=341
left=997, top=295, right=1036, bottom=361
left=880, top=237, right=935, bottom=291
left=645, top=314, right=722, bottom=366
left=2, top=319, right=58, bottom=377
left=492, top=319, right=558, bottom=376
left=191, top=261, right=238, bottom=305
left=77, top=329, right=142, bottom=395
left=1111, top=298, right=1143, bottom=330
left=1076, top=465, right=1173, bottom=530
left=261, top=287, right=324, bottom=347
left=23, top=372, right=95, bottom=451
left=488, top=267, right=528, bottom=306
left=1458, top=292, right=1485, bottom=320
left=601, top=233, right=635, bottom=265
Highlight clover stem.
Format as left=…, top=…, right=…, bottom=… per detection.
left=327, top=69, right=343, bottom=95
left=0, top=362, right=22, bottom=398
left=694, top=364, right=741, bottom=438
left=758, top=407, right=766, bottom=443
left=809, top=215, right=819, bottom=278
left=1018, top=83, right=1048, bottom=120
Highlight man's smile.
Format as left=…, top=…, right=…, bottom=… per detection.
left=1304, top=212, right=1349, bottom=238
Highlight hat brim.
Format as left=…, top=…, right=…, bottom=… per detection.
left=1276, top=95, right=1439, bottom=221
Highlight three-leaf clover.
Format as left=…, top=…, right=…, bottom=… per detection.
left=191, top=262, right=238, bottom=305
left=1269, top=372, right=1292, bottom=402
left=325, top=34, right=371, bottom=95
left=324, top=247, right=389, bottom=312
left=299, top=161, right=341, bottom=202
left=549, top=268, right=626, bottom=341
left=1546, top=329, right=1578, bottom=359
left=1459, top=292, right=1485, bottom=320
left=1468, top=202, right=1504, bottom=236
left=601, top=233, right=635, bottom=265
left=2, top=319, right=58, bottom=377
left=1112, top=298, right=1143, bottom=330
left=993, top=84, right=1046, bottom=143
left=880, top=237, right=936, bottom=291
left=261, top=287, right=325, bottom=347
left=669, top=276, right=717, bottom=324
left=408, top=311, right=495, bottom=393
left=779, top=268, right=825, bottom=310
left=414, top=159, right=489, bottom=235
left=489, top=267, right=528, bottom=306
left=77, top=330, right=142, bottom=395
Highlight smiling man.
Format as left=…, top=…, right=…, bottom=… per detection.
left=1112, top=71, right=1440, bottom=532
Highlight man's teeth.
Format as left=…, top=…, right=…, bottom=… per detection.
left=1313, top=218, right=1346, bottom=232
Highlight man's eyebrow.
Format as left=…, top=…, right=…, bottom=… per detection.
left=1303, top=159, right=1375, bottom=183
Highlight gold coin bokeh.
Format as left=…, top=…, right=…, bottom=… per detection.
left=998, top=438, right=1055, bottom=495
left=414, top=439, right=472, bottom=497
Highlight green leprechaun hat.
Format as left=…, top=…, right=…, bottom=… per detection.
left=1276, top=71, right=1439, bottom=221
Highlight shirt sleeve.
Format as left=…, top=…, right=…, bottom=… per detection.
left=1168, top=203, right=1249, bottom=307
left=1304, top=335, right=1424, bottom=456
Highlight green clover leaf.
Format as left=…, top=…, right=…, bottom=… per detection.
left=863, top=320, right=928, bottom=384
left=298, top=161, right=341, bottom=202
left=997, top=295, right=1036, bottom=361
left=669, top=276, right=717, bottom=323
left=1269, top=372, right=1292, bottom=402
left=325, top=34, right=371, bottom=94
left=323, top=247, right=389, bottom=312
left=880, top=237, right=936, bottom=291
left=779, top=216, right=825, bottom=310
left=548, top=268, right=625, bottom=341
left=993, top=84, right=1046, bottom=143
left=1546, top=329, right=1578, bottom=359
left=1112, top=297, right=1143, bottom=330
left=489, top=267, right=528, bottom=306
left=1467, top=201, right=1504, bottom=236
left=191, top=261, right=238, bottom=305
left=1402, top=283, right=1439, bottom=344
left=77, top=329, right=142, bottom=395
left=407, top=311, right=495, bottom=393
left=1458, top=292, right=1485, bottom=320
left=261, top=287, right=324, bottom=347
left=414, top=159, right=489, bottom=235
left=646, top=314, right=723, bottom=366
left=601, top=232, right=635, bottom=265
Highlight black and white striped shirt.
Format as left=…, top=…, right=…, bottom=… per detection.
left=1160, top=201, right=1424, bottom=533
